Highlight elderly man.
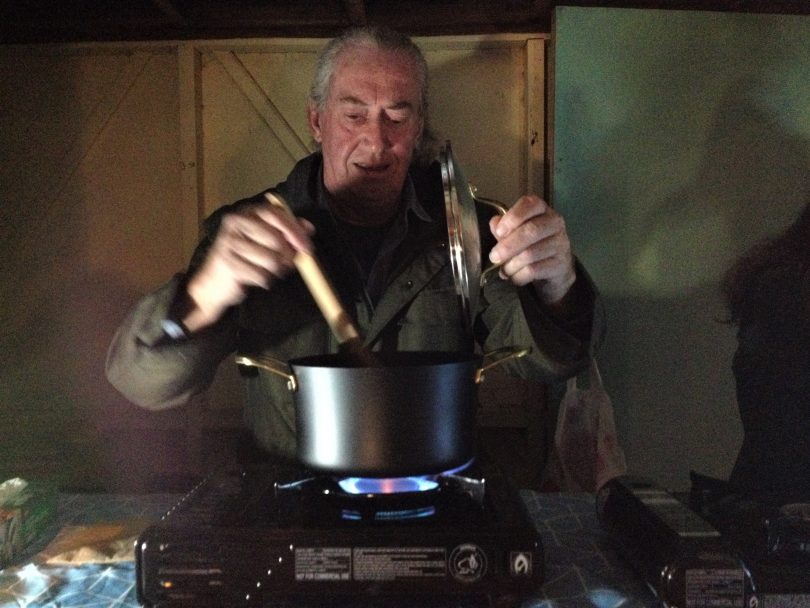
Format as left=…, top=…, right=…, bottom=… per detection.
left=106, top=25, right=604, bottom=464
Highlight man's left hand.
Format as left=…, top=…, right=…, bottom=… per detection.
left=488, top=195, right=577, bottom=306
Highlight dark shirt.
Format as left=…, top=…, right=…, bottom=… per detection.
left=323, top=168, right=432, bottom=306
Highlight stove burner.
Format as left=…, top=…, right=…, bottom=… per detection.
left=274, top=462, right=485, bottom=525
left=337, top=476, right=439, bottom=495
left=336, top=460, right=474, bottom=496
left=328, top=479, right=444, bottom=523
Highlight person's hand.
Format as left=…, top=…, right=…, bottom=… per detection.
left=488, top=195, right=576, bottom=306
left=182, top=202, right=315, bottom=331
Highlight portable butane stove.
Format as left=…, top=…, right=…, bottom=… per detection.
left=135, top=460, right=543, bottom=607
left=690, top=477, right=810, bottom=605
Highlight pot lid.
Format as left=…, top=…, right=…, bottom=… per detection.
left=440, top=141, right=480, bottom=331
left=440, top=141, right=508, bottom=331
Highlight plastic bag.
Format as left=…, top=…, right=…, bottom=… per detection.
left=541, top=358, right=627, bottom=493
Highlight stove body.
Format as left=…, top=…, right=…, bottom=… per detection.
left=599, top=474, right=810, bottom=608
left=135, top=461, right=543, bottom=607
left=689, top=474, right=810, bottom=606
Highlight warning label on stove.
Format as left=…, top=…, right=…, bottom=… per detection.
left=685, top=568, right=745, bottom=607
left=352, top=547, right=447, bottom=581
left=295, top=547, right=351, bottom=581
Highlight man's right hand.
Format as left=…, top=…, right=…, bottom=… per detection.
left=181, top=202, right=315, bottom=332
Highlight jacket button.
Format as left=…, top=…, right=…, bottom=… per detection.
left=405, top=280, right=414, bottom=289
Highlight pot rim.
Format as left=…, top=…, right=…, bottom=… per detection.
left=289, top=350, right=480, bottom=369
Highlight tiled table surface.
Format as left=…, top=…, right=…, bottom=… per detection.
left=0, top=491, right=659, bottom=608
left=520, top=491, right=658, bottom=607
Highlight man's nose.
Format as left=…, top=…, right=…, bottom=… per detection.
left=362, top=118, right=389, bottom=150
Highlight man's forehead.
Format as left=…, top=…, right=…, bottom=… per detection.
left=329, top=49, right=420, bottom=107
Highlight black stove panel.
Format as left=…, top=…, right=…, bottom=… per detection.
left=135, top=462, right=543, bottom=607
left=689, top=473, right=810, bottom=601
left=599, top=474, right=810, bottom=608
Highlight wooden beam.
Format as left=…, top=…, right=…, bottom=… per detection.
left=150, top=0, right=186, bottom=26
left=525, top=37, right=545, bottom=199
left=177, top=43, right=204, bottom=260
left=3, top=0, right=810, bottom=44
left=342, top=0, right=367, bottom=25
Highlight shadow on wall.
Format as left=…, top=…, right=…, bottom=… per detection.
left=634, top=79, right=810, bottom=297
left=552, top=8, right=810, bottom=489
left=608, top=79, right=810, bottom=486
left=634, top=82, right=808, bottom=485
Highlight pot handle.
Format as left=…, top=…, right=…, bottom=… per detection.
left=235, top=354, right=298, bottom=392
left=475, top=346, right=531, bottom=384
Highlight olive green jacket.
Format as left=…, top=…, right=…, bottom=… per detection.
left=106, top=153, right=605, bottom=460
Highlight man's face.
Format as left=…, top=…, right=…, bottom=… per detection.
left=308, top=45, right=424, bottom=225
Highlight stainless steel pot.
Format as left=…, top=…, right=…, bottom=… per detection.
left=236, top=348, right=527, bottom=477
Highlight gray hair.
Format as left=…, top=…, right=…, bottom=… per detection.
left=309, top=26, right=438, bottom=163
left=309, top=25, right=429, bottom=117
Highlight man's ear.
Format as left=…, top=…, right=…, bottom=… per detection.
left=307, top=103, right=323, bottom=143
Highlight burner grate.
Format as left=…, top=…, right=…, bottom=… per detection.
left=342, top=505, right=437, bottom=521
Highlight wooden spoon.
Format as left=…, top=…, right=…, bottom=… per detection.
left=264, top=191, right=377, bottom=365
